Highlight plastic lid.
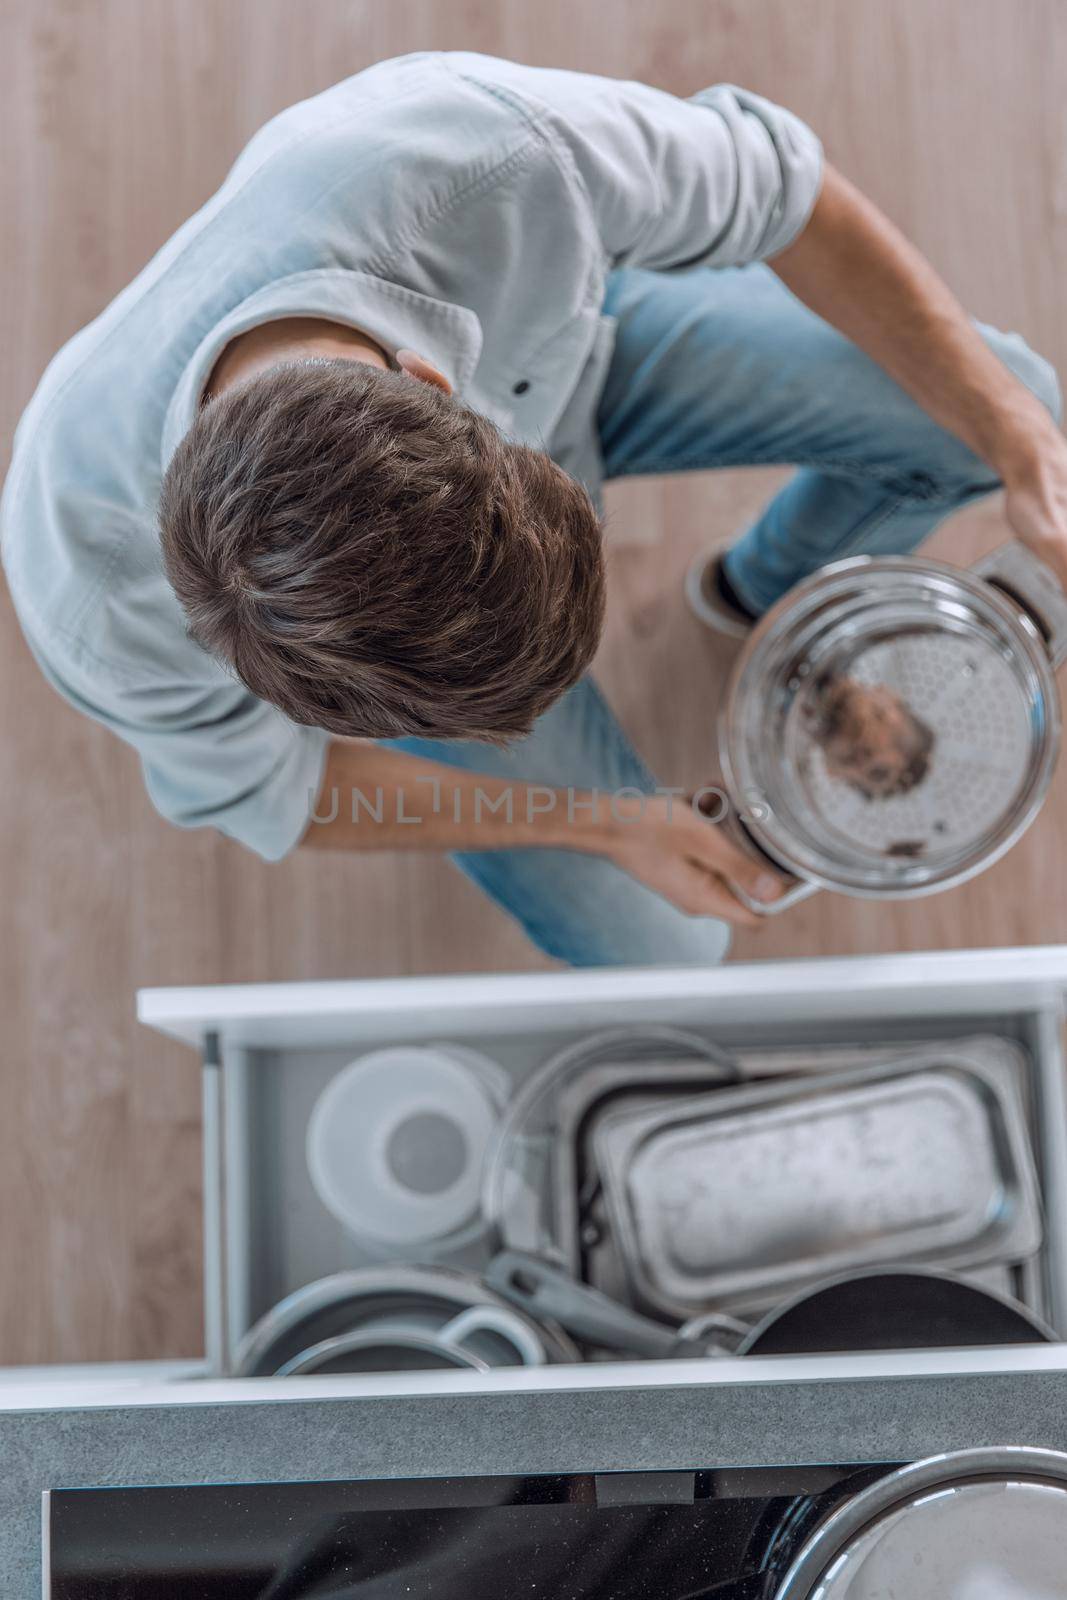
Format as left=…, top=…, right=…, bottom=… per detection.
left=306, top=1045, right=507, bottom=1252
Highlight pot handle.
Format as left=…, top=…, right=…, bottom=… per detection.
left=486, top=1250, right=715, bottom=1360
left=727, top=874, right=821, bottom=917
left=717, top=803, right=821, bottom=917
left=437, top=1305, right=546, bottom=1368
left=275, top=1325, right=491, bottom=1376
left=973, top=541, right=1067, bottom=670
left=487, top=1249, right=680, bottom=1358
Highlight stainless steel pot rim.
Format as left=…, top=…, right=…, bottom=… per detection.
left=234, top=1264, right=580, bottom=1375
left=719, top=554, right=1062, bottom=897
left=276, top=1324, right=491, bottom=1376
left=775, top=1445, right=1067, bottom=1598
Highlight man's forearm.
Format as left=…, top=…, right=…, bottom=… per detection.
left=772, top=164, right=1060, bottom=483
left=300, top=739, right=617, bottom=854
left=299, top=740, right=788, bottom=927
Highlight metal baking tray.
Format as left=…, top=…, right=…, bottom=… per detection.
left=551, top=1058, right=736, bottom=1275
left=592, top=1042, right=1043, bottom=1319
left=552, top=1041, right=1037, bottom=1314
left=548, top=1044, right=945, bottom=1275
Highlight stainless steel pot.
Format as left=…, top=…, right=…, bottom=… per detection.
left=719, top=541, right=1067, bottom=913
left=274, top=1318, right=498, bottom=1375
left=235, top=1265, right=580, bottom=1377
left=774, top=1446, right=1067, bottom=1598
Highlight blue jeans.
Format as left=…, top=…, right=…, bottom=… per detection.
left=392, top=266, right=1061, bottom=967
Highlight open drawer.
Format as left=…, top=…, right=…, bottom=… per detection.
left=137, top=945, right=1067, bottom=1376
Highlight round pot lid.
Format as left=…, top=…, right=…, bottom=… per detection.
left=720, top=556, right=1060, bottom=897
left=777, top=1447, right=1067, bottom=1598
left=306, top=1044, right=508, bottom=1253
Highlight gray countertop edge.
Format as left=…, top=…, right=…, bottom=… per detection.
left=11, top=1364, right=1067, bottom=1597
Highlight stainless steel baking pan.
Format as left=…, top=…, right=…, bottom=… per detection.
left=555, top=1041, right=1037, bottom=1316
left=549, top=1043, right=945, bottom=1276
left=551, top=1058, right=734, bottom=1275
left=593, top=1042, right=1043, bottom=1318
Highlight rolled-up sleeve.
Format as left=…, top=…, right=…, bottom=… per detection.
left=135, top=694, right=333, bottom=862
left=19, top=625, right=331, bottom=861
left=686, top=85, right=825, bottom=263
left=451, top=57, right=823, bottom=272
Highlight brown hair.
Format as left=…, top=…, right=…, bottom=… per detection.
left=159, top=360, right=605, bottom=740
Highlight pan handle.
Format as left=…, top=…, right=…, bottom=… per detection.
left=486, top=1250, right=712, bottom=1360
left=973, top=541, right=1067, bottom=670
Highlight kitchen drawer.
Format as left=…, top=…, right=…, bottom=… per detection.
left=138, top=946, right=1067, bottom=1374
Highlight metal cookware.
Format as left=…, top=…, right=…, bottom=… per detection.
left=485, top=1249, right=743, bottom=1359
left=235, top=1265, right=579, bottom=1377
left=490, top=1036, right=887, bottom=1309
left=482, top=1026, right=738, bottom=1262
left=543, top=1037, right=1034, bottom=1321
left=737, top=1266, right=1055, bottom=1356
left=773, top=1446, right=1067, bottom=1598
left=592, top=1044, right=1042, bottom=1319
left=271, top=1302, right=549, bottom=1374
left=719, top=541, right=1067, bottom=912
left=276, top=1324, right=491, bottom=1375
left=553, top=1057, right=742, bottom=1275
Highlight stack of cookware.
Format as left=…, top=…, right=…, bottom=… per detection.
left=237, top=1023, right=1051, bottom=1375
left=482, top=1027, right=1050, bottom=1357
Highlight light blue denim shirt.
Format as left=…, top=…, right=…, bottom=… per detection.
left=1, top=52, right=822, bottom=860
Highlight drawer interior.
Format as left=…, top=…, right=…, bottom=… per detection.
left=209, top=1003, right=1067, bottom=1369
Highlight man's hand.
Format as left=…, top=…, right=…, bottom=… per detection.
left=1002, top=428, right=1067, bottom=595
left=602, top=793, right=787, bottom=928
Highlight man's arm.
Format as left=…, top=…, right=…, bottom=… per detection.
left=772, top=164, right=1067, bottom=587
left=300, top=740, right=784, bottom=927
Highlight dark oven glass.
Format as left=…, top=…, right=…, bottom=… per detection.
left=45, top=1463, right=899, bottom=1599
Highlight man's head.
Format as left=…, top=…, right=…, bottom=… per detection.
left=159, top=358, right=604, bottom=740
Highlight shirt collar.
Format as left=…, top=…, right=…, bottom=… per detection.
left=160, top=267, right=483, bottom=472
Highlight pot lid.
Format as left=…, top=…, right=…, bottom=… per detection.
left=778, top=1447, right=1067, bottom=1598
left=720, top=556, right=1060, bottom=896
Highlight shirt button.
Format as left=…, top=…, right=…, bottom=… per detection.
left=512, top=379, right=530, bottom=395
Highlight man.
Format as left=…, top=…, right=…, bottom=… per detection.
left=3, top=52, right=1064, bottom=967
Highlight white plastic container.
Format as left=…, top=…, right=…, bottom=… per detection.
left=306, top=1043, right=508, bottom=1254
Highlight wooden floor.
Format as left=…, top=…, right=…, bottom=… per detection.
left=1, top=0, right=1065, bottom=1364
